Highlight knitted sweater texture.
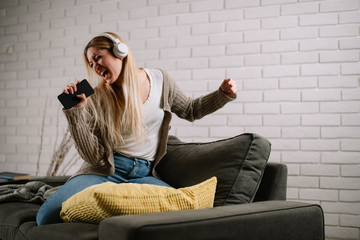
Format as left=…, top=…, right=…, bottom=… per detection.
left=63, top=69, right=235, bottom=180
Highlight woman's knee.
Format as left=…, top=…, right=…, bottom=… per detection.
left=36, top=174, right=107, bottom=226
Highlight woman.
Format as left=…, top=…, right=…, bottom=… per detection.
left=36, top=32, right=237, bottom=225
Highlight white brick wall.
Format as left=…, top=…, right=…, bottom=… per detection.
left=0, top=0, right=359, bottom=239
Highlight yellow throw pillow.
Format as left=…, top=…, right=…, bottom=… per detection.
left=60, top=177, right=217, bottom=223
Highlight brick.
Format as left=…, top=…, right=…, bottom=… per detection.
left=18, top=12, right=41, bottom=24
left=300, top=13, right=338, bottom=26
left=210, top=56, right=243, bottom=68
left=281, top=102, right=319, bottom=114
left=159, top=3, right=189, bottom=15
left=130, top=6, right=158, bottom=19
left=194, top=115, right=227, bottom=126
left=227, top=19, right=260, bottom=31
left=321, top=177, right=360, bottom=190
left=280, top=77, right=317, bottom=89
left=341, top=139, right=360, bottom=151
left=282, top=151, right=320, bottom=163
left=227, top=43, right=260, bottom=55
left=281, top=2, right=318, bottom=15
left=322, top=152, right=360, bottom=164
left=244, top=5, right=279, bottom=19
left=245, top=54, right=280, bottom=66
left=225, top=0, right=260, bottom=9
left=282, top=52, right=318, bottom=64
left=264, top=90, right=300, bottom=101
left=320, top=25, right=359, bottom=38
left=176, top=126, right=208, bottom=137
left=147, top=15, right=176, bottom=27
left=210, top=9, right=243, bottom=22
left=102, top=10, right=128, bottom=22
left=340, top=37, right=360, bottom=49
left=263, top=65, right=299, bottom=77
left=320, top=50, right=359, bottom=63
left=342, top=62, right=360, bottom=75
left=320, top=0, right=359, bottom=12
left=262, top=16, right=297, bottom=29
left=228, top=115, right=262, bottom=126
left=192, top=22, right=225, bottom=35
left=340, top=214, right=360, bottom=228
left=263, top=0, right=297, bottom=5
left=264, top=115, right=300, bottom=126
left=302, top=164, right=340, bottom=176
left=300, top=39, right=338, bottom=51
left=286, top=164, right=300, bottom=175
left=245, top=103, right=280, bottom=114
left=342, top=89, right=360, bottom=100
left=340, top=190, right=360, bottom=202
left=301, top=64, right=340, bottom=76
left=160, top=48, right=191, bottom=59
left=76, top=14, right=101, bottom=25
left=300, top=188, right=338, bottom=201
left=302, top=89, right=341, bottom=101
left=262, top=40, right=298, bottom=53
left=177, top=58, right=208, bottom=69
left=318, top=76, right=359, bottom=88
left=342, top=114, right=360, bottom=126
left=160, top=25, right=190, bottom=37
left=339, top=11, right=360, bottom=24
left=321, top=101, right=360, bottom=113
left=193, top=69, right=225, bottom=80
left=192, top=45, right=225, bottom=57
left=210, top=126, right=245, bottom=138
left=191, top=0, right=223, bottom=12
left=282, top=127, right=320, bottom=138
left=243, top=78, right=278, bottom=90
left=302, top=114, right=340, bottom=126
left=5, top=24, right=27, bottom=34
left=287, top=176, right=319, bottom=188
left=281, top=27, right=317, bottom=40
left=301, top=139, right=340, bottom=151
left=341, top=165, right=360, bottom=177
left=177, top=35, right=208, bottom=47
left=244, top=29, right=279, bottom=42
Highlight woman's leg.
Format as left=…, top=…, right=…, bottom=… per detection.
left=36, top=174, right=108, bottom=226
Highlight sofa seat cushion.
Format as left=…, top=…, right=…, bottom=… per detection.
left=60, top=177, right=217, bottom=223
left=156, top=133, right=271, bottom=206
left=0, top=202, right=98, bottom=240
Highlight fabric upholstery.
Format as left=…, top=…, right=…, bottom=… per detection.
left=156, top=133, right=271, bottom=206
left=60, top=177, right=217, bottom=223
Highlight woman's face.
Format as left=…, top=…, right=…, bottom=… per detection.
left=86, top=47, right=123, bottom=85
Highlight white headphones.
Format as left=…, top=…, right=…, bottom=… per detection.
left=99, top=33, right=128, bottom=59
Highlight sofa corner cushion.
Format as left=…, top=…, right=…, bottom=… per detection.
left=60, top=177, right=217, bottom=224
left=157, top=133, right=271, bottom=206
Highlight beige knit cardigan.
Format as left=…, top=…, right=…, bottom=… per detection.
left=63, top=69, right=235, bottom=180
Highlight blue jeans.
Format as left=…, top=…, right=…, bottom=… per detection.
left=36, top=153, right=171, bottom=226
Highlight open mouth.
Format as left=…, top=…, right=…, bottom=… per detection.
left=101, top=70, right=108, bottom=78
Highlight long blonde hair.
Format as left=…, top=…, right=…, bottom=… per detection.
left=83, top=32, right=146, bottom=145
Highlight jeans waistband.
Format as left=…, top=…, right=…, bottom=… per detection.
left=113, top=152, right=152, bottom=167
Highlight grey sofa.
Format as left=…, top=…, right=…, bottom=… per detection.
left=0, top=133, right=324, bottom=240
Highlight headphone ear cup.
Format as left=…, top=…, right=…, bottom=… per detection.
left=112, top=42, right=128, bottom=58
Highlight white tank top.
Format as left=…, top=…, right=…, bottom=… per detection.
left=113, top=68, right=164, bottom=161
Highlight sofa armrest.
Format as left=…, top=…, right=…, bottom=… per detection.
left=254, top=162, right=288, bottom=202
left=99, top=201, right=324, bottom=240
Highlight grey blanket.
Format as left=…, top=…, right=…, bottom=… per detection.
left=0, top=181, right=59, bottom=204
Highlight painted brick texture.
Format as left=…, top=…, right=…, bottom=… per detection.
left=0, top=0, right=359, bottom=239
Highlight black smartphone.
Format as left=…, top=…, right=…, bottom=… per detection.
left=57, top=79, right=94, bottom=109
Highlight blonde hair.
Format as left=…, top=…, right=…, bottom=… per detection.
left=83, top=32, right=146, bottom=145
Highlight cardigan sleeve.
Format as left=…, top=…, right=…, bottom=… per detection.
left=63, top=106, right=107, bottom=166
left=163, top=70, right=236, bottom=122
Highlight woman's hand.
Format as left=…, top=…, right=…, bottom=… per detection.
left=220, top=78, right=237, bottom=97
left=63, top=80, right=87, bottom=108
